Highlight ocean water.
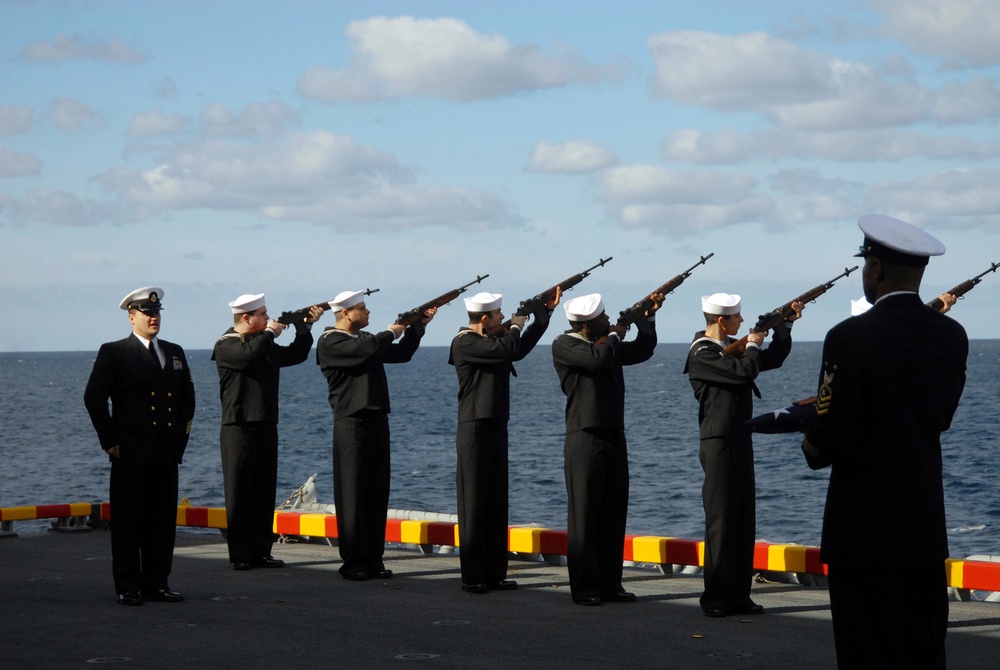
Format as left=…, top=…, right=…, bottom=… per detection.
left=2, top=339, right=998, bottom=558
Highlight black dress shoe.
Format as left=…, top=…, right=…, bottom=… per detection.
left=734, top=603, right=764, bottom=615
left=343, top=571, right=368, bottom=581
left=462, top=583, right=488, bottom=594
left=117, top=592, right=143, bottom=606
left=368, top=569, right=393, bottom=579
left=144, top=588, right=184, bottom=603
left=252, top=556, right=285, bottom=568
left=601, top=591, right=637, bottom=602
left=486, top=580, right=518, bottom=591
left=573, top=596, right=602, bottom=606
left=703, top=608, right=727, bottom=618
left=232, top=562, right=252, bottom=571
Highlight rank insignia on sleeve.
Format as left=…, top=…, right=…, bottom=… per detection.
left=816, top=368, right=834, bottom=415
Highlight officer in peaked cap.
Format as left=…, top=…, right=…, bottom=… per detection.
left=449, top=288, right=560, bottom=594
left=803, top=214, right=968, bottom=668
left=552, top=290, right=663, bottom=606
left=212, top=291, right=323, bottom=571
left=84, top=286, right=195, bottom=606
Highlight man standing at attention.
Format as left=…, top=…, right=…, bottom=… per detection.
left=449, top=289, right=560, bottom=594
left=552, top=291, right=662, bottom=606
left=803, top=214, right=967, bottom=668
left=84, top=286, right=195, bottom=606
left=212, top=293, right=323, bottom=571
left=684, top=292, right=803, bottom=617
left=316, top=290, right=436, bottom=581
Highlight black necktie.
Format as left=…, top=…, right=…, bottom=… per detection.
left=148, top=341, right=161, bottom=368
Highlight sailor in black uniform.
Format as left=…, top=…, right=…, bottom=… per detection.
left=212, top=293, right=321, bottom=570
left=84, top=286, right=195, bottom=606
left=803, top=214, right=968, bottom=669
left=449, top=290, right=559, bottom=594
left=316, top=290, right=435, bottom=581
left=683, top=292, right=802, bottom=617
left=552, top=291, right=661, bottom=606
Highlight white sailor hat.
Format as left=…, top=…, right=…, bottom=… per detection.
left=855, top=214, right=945, bottom=267
left=329, top=290, right=365, bottom=311
left=702, top=293, right=741, bottom=316
left=564, top=293, right=605, bottom=322
left=464, top=292, right=502, bottom=312
left=229, top=293, right=266, bottom=314
left=850, top=297, right=872, bottom=316
left=120, top=286, right=164, bottom=311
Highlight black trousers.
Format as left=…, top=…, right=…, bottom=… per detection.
left=563, top=428, right=629, bottom=600
left=220, top=422, right=279, bottom=563
left=699, top=434, right=756, bottom=612
left=456, top=419, right=509, bottom=585
left=109, top=461, right=178, bottom=595
left=333, top=412, right=390, bottom=576
left=828, top=560, right=948, bottom=669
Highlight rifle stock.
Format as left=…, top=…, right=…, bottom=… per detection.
left=722, top=266, right=858, bottom=358
left=395, top=275, right=489, bottom=327
left=926, top=261, right=999, bottom=311
left=488, top=257, right=612, bottom=336
left=616, top=253, right=714, bottom=328
left=277, top=288, right=380, bottom=325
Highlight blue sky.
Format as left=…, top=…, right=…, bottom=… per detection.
left=2, top=0, right=998, bottom=351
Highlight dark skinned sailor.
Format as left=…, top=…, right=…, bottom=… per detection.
left=84, top=286, right=195, bottom=606
left=317, top=290, right=436, bottom=581
left=684, top=292, right=803, bottom=618
left=449, top=289, right=561, bottom=595
left=552, top=291, right=662, bottom=606
left=803, top=214, right=967, bottom=669
left=213, top=293, right=322, bottom=571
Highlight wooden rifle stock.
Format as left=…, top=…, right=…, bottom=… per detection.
left=926, top=261, right=998, bottom=311
left=722, top=265, right=858, bottom=358
left=395, top=275, right=489, bottom=327
left=277, top=288, right=380, bottom=325
left=616, top=253, right=714, bottom=328
left=488, top=257, right=612, bottom=336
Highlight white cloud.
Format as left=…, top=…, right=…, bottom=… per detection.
left=128, top=111, right=189, bottom=137
left=92, top=130, right=521, bottom=231
left=0, top=189, right=119, bottom=226
left=868, top=167, right=1000, bottom=229
left=875, top=0, right=1000, bottom=67
left=662, top=128, right=1000, bottom=163
left=526, top=139, right=619, bottom=174
left=0, top=148, right=42, bottom=177
left=647, top=30, right=1000, bottom=130
left=22, top=34, right=145, bottom=63
left=51, top=98, right=96, bottom=132
left=299, top=16, right=625, bottom=102
left=202, top=101, right=300, bottom=137
left=0, top=105, right=34, bottom=136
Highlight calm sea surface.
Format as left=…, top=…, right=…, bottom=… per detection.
left=2, top=339, right=998, bottom=558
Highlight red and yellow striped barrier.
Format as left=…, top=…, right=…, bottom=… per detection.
left=5, top=502, right=1000, bottom=593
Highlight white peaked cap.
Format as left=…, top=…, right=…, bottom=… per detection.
left=850, top=297, right=872, bottom=316
left=120, top=286, right=164, bottom=311
left=464, top=292, right=502, bottom=312
left=856, top=214, right=945, bottom=264
left=564, top=293, right=605, bottom=322
left=329, top=290, right=365, bottom=311
left=229, top=293, right=265, bottom=314
left=702, top=293, right=741, bottom=316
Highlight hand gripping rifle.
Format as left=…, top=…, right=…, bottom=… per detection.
left=395, top=275, right=490, bottom=327
left=722, top=265, right=858, bottom=358
left=926, top=261, right=999, bottom=311
left=488, top=257, right=613, bottom=336
left=616, top=253, right=714, bottom=329
left=277, top=288, right=380, bottom=325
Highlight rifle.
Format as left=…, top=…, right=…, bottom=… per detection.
left=276, top=288, right=380, bottom=325
left=722, top=265, right=858, bottom=358
left=927, top=261, right=999, bottom=311
left=488, top=257, right=612, bottom=336
left=616, top=253, right=714, bottom=329
left=395, top=275, right=490, bottom=327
